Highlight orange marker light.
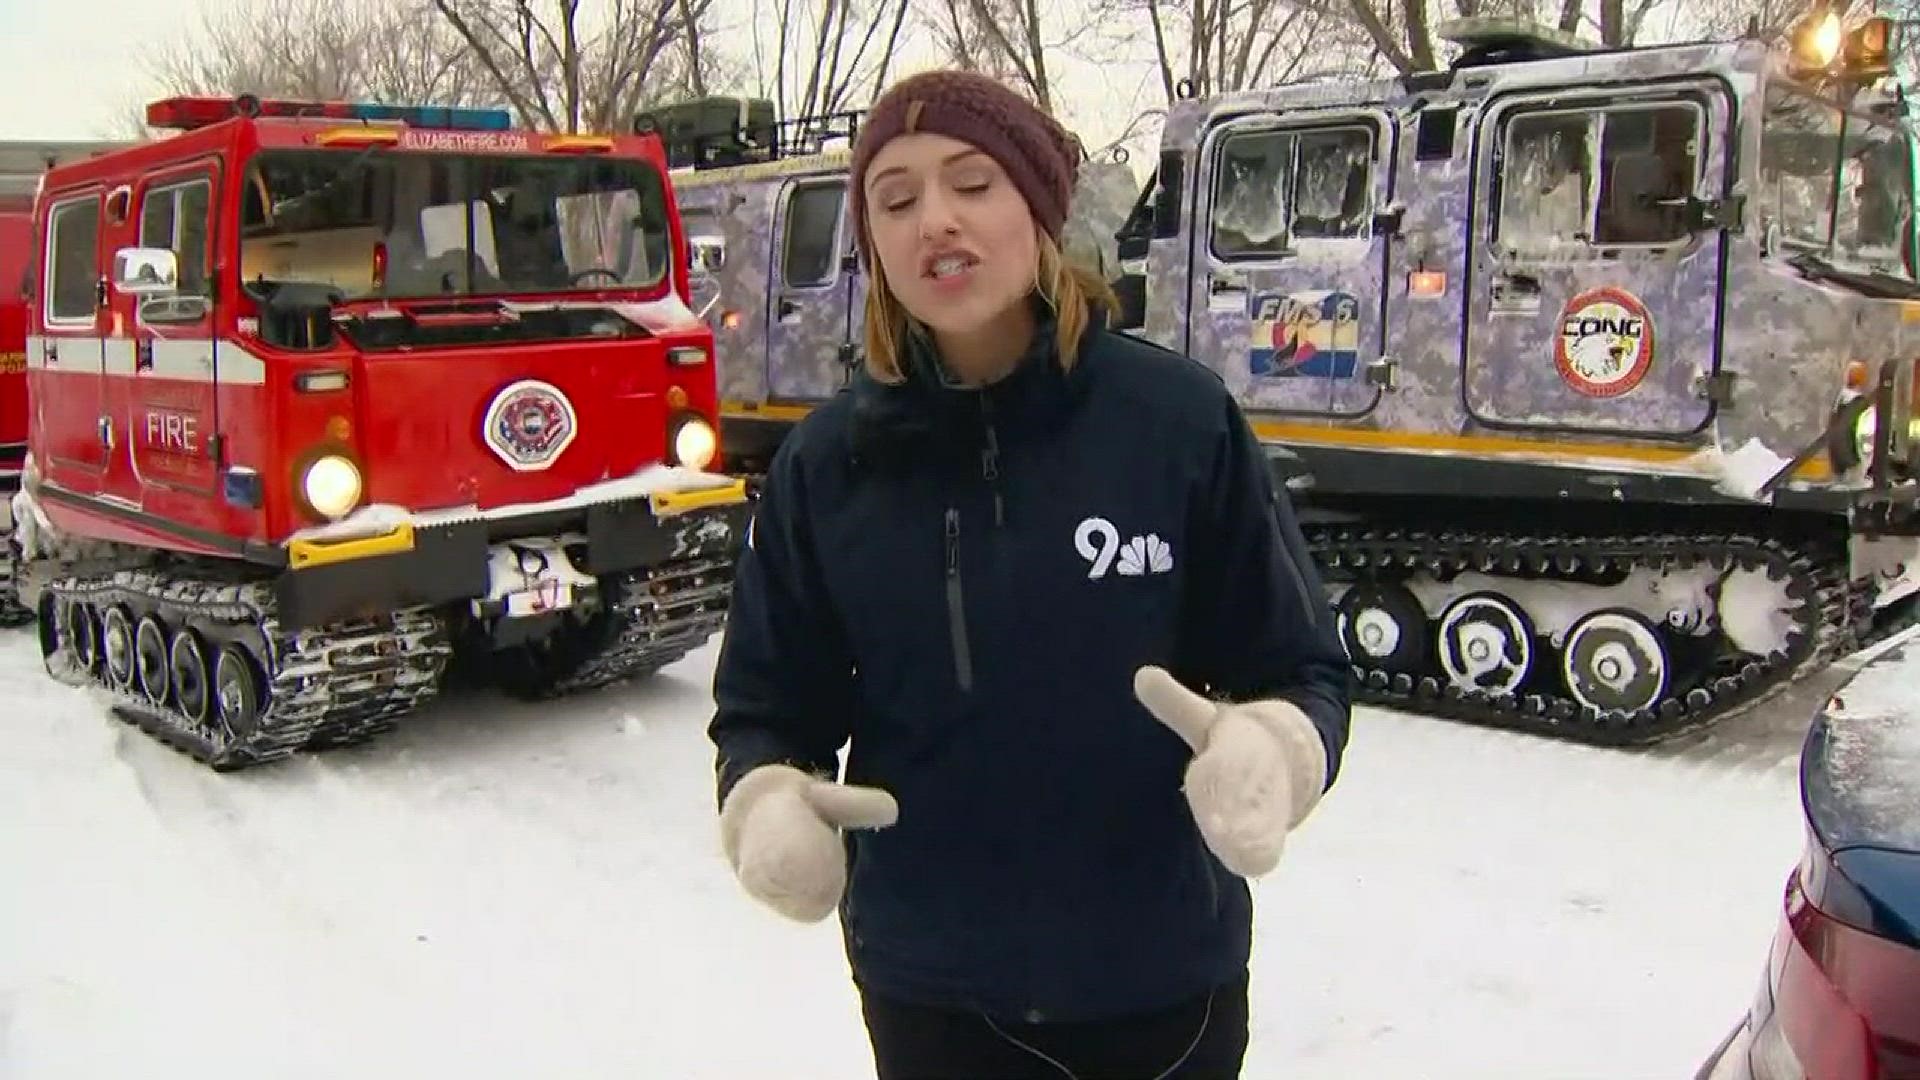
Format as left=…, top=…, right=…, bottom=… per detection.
left=327, top=415, right=352, bottom=441
left=313, top=127, right=401, bottom=148
left=1845, top=360, right=1869, bottom=390
left=667, top=386, right=689, bottom=410
left=1409, top=270, right=1447, bottom=297
left=722, top=310, right=742, bottom=330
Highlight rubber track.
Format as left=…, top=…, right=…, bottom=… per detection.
left=1300, top=525, right=1858, bottom=746
left=502, top=555, right=735, bottom=699
left=42, top=568, right=451, bottom=770
left=0, top=545, right=32, bottom=628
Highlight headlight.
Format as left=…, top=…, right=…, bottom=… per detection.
left=1853, top=405, right=1877, bottom=463
left=672, top=415, right=718, bottom=470
left=302, top=454, right=363, bottom=519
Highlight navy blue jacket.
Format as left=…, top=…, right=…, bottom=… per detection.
left=708, top=307, right=1351, bottom=1024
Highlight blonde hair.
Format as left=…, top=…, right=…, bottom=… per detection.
left=861, top=232, right=1121, bottom=385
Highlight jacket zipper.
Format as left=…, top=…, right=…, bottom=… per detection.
left=944, top=507, right=974, bottom=692
left=979, top=395, right=1005, bottom=526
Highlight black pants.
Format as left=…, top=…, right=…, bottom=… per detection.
left=859, top=972, right=1250, bottom=1080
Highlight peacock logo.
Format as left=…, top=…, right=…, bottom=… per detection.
left=1076, top=517, right=1175, bottom=580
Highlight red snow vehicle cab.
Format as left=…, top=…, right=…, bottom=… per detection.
left=2, top=141, right=127, bottom=624
left=14, top=95, right=750, bottom=769
left=0, top=173, right=32, bottom=625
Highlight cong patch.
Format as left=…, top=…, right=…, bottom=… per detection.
left=1555, top=287, right=1653, bottom=398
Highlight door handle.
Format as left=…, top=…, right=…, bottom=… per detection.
left=777, top=297, right=799, bottom=319
left=1490, top=272, right=1541, bottom=314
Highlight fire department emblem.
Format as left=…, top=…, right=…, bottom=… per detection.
left=1555, top=287, right=1654, bottom=398
left=483, top=379, right=578, bottom=471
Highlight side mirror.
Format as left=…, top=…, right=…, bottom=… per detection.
left=688, top=235, right=726, bottom=274
left=113, top=247, right=179, bottom=296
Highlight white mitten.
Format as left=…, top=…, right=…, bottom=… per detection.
left=719, top=763, right=899, bottom=922
left=1133, top=666, right=1329, bottom=878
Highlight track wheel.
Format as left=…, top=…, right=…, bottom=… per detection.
left=1335, top=583, right=1429, bottom=674
left=68, top=600, right=99, bottom=673
left=170, top=629, right=214, bottom=728
left=135, top=614, right=172, bottom=707
left=1436, top=591, right=1537, bottom=697
left=212, top=643, right=265, bottom=741
left=101, top=605, right=137, bottom=690
left=1561, top=608, right=1670, bottom=715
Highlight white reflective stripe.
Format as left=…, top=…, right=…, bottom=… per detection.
left=213, top=345, right=267, bottom=385
left=104, top=337, right=135, bottom=376
left=22, top=335, right=268, bottom=385
left=150, top=339, right=214, bottom=381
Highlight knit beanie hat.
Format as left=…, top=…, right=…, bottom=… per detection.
left=848, top=70, right=1082, bottom=269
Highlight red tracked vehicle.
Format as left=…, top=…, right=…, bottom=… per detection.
left=12, top=94, right=750, bottom=769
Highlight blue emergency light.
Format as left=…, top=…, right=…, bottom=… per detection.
left=343, top=103, right=515, bottom=130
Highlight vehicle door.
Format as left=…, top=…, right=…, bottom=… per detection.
left=1463, top=82, right=1733, bottom=436
left=765, top=175, right=854, bottom=403
left=126, top=162, right=221, bottom=505
left=1187, top=108, right=1397, bottom=418
left=34, top=188, right=110, bottom=485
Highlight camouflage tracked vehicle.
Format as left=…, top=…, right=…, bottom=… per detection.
left=1110, top=15, right=1920, bottom=745
left=636, top=96, right=1141, bottom=475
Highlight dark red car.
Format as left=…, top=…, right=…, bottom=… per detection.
left=1697, top=636, right=1920, bottom=1079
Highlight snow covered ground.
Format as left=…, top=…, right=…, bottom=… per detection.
left=7, top=628, right=1901, bottom=1079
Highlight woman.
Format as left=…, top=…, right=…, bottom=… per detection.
left=708, top=69, right=1352, bottom=1079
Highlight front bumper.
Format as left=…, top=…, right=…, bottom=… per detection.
left=272, top=480, right=752, bottom=630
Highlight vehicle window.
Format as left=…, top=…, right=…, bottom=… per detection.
left=45, top=196, right=99, bottom=323
left=1836, top=125, right=1912, bottom=273
left=1495, top=102, right=1700, bottom=253
left=1210, top=124, right=1373, bottom=259
left=782, top=182, right=844, bottom=288
left=239, top=150, right=675, bottom=299
left=139, top=177, right=212, bottom=295
left=1758, top=80, right=1915, bottom=276
left=1758, top=84, right=1842, bottom=253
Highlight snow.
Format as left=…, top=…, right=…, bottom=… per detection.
left=1, top=632, right=1814, bottom=1079
left=1699, top=437, right=1794, bottom=502
left=1402, top=564, right=1722, bottom=646
left=1717, top=565, right=1799, bottom=658
left=288, top=464, right=741, bottom=544
left=1851, top=533, right=1920, bottom=610
left=1820, top=639, right=1920, bottom=851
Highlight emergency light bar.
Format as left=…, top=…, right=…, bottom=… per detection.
left=144, top=95, right=513, bottom=133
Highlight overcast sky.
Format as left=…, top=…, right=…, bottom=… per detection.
left=0, top=0, right=206, bottom=139
left=0, top=0, right=1168, bottom=173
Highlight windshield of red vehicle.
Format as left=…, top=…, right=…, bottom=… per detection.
left=239, top=149, right=675, bottom=300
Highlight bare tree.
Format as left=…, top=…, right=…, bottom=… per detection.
left=1337, top=0, right=1737, bottom=75
left=740, top=0, right=913, bottom=120
left=915, top=0, right=1117, bottom=111
left=1100, top=0, right=1377, bottom=101
left=142, top=0, right=494, bottom=109
left=429, top=0, right=713, bottom=133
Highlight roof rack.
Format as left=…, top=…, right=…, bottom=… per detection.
left=634, top=96, right=868, bottom=170
left=1437, top=17, right=1600, bottom=68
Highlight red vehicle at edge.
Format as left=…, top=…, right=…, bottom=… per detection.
left=13, top=95, right=750, bottom=769
left=2, top=141, right=125, bottom=625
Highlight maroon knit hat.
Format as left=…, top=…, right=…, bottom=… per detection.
left=848, top=70, right=1082, bottom=269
